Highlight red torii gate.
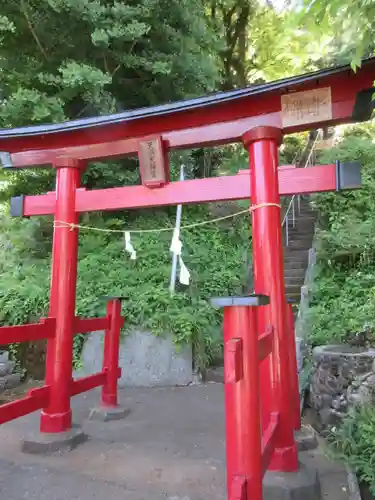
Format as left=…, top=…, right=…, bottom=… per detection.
left=0, top=58, right=374, bottom=499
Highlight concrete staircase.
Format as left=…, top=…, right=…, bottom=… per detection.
left=283, top=197, right=315, bottom=310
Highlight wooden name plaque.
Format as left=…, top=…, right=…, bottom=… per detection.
left=138, top=136, right=170, bottom=188
left=281, top=87, right=332, bottom=128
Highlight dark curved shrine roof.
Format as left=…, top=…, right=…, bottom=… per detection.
left=1, top=57, right=375, bottom=140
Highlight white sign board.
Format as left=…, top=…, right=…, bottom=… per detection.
left=281, top=87, right=332, bottom=128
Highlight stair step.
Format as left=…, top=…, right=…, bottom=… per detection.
left=285, top=218, right=315, bottom=225
left=284, top=248, right=309, bottom=254
left=284, top=256, right=308, bottom=262
left=285, top=234, right=314, bottom=241
left=286, top=293, right=301, bottom=302
left=284, top=261, right=306, bottom=270
left=284, top=253, right=309, bottom=260
left=286, top=284, right=303, bottom=294
left=284, top=269, right=306, bottom=274
left=284, top=268, right=306, bottom=278
left=286, top=238, right=313, bottom=244
left=285, top=228, right=314, bottom=233
left=286, top=229, right=314, bottom=235
left=285, top=277, right=305, bottom=285
left=286, top=225, right=314, bottom=231
left=284, top=253, right=308, bottom=259
left=285, top=245, right=312, bottom=251
left=285, top=214, right=315, bottom=220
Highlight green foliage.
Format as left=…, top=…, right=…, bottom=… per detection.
left=299, top=0, right=375, bottom=67
left=206, top=0, right=338, bottom=89
left=247, top=7, right=335, bottom=80
left=329, top=406, right=375, bottom=494
left=0, top=0, right=222, bottom=201
left=307, top=124, right=375, bottom=346
left=0, top=0, right=220, bottom=129
left=279, top=133, right=308, bottom=164
left=0, top=201, right=250, bottom=371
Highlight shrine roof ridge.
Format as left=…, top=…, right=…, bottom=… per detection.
left=1, top=57, right=375, bottom=139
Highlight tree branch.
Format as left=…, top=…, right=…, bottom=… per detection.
left=20, top=0, right=49, bottom=61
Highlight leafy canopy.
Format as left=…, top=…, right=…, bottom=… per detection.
left=0, top=0, right=220, bottom=128
left=297, top=0, right=375, bottom=67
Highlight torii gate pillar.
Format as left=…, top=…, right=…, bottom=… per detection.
left=243, top=127, right=298, bottom=471
left=40, top=158, right=82, bottom=433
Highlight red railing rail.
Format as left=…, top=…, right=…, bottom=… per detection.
left=0, top=318, right=56, bottom=344
left=212, top=294, right=300, bottom=500
left=0, top=297, right=124, bottom=426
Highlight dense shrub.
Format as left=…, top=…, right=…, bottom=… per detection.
left=329, top=405, right=375, bottom=495
left=0, top=198, right=250, bottom=371
left=307, top=125, right=375, bottom=347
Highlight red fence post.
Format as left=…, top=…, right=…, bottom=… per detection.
left=40, top=158, right=83, bottom=434
left=101, top=298, right=122, bottom=408
left=287, top=303, right=301, bottom=431
left=243, top=127, right=298, bottom=472
left=212, top=295, right=269, bottom=500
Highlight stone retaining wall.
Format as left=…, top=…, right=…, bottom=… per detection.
left=310, top=345, right=375, bottom=434
left=295, top=247, right=317, bottom=402
left=75, top=330, right=193, bottom=387
left=0, top=351, right=21, bottom=392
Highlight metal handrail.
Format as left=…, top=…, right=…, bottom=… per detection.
left=282, top=130, right=323, bottom=246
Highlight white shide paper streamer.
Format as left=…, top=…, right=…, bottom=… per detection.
left=170, top=229, right=190, bottom=286
left=124, top=231, right=137, bottom=260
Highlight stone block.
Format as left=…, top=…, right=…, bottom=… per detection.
left=295, top=425, right=318, bottom=452
left=295, top=337, right=305, bottom=373
left=263, top=462, right=321, bottom=500
left=75, top=330, right=193, bottom=387
left=310, top=344, right=375, bottom=433
left=89, top=406, right=130, bottom=422
left=0, top=373, right=21, bottom=391
left=0, top=361, right=14, bottom=377
left=21, top=426, right=87, bottom=455
left=0, top=351, right=9, bottom=363
left=319, top=408, right=342, bottom=427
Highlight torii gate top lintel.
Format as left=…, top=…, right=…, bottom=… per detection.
left=1, top=57, right=375, bottom=170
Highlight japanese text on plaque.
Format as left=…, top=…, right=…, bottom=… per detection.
left=281, top=87, right=332, bottom=128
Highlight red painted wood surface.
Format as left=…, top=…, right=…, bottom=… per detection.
left=225, top=339, right=243, bottom=384
left=40, top=164, right=81, bottom=434
left=224, top=305, right=263, bottom=500
left=101, top=299, right=123, bottom=407
left=0, top=386, right=49, bottom=425
left=229, top=476, right=247, bottom=500
left=261, top=412, right=280, bottom=475
left=0, top=316, right=122, bottom=343
left=246, top=127, right=298, bottom=472
left=1, top=62, right=374, bottom=164
left=71, top=372, right=107, bottom=396
left=258, top=328, right=274, bottom=362
left=0, top=318, right=56, bottom=344
left=22, top=164, right=337, bottom=216
left=74, top=317, right=111, bottom=334
left=0, top=368, right=122, bottom=425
